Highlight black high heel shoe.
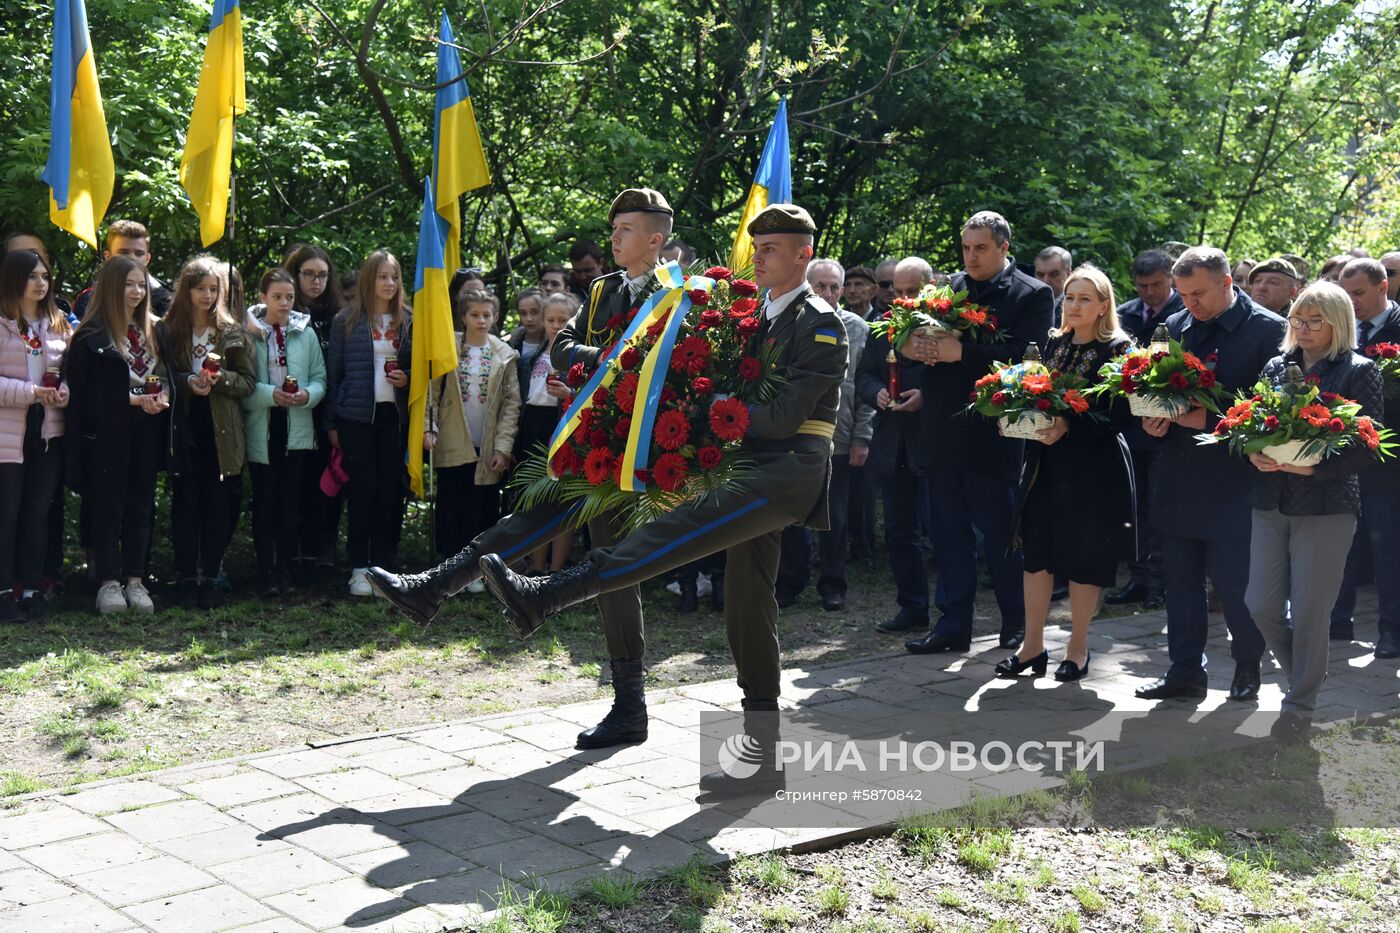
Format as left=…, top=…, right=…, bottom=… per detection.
left=1054, top=651, right=1092, bottom=682
left=994, top=649, right=1049, bottom=678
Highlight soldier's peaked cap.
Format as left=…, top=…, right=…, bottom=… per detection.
left=747, top=203, right=817, bottom=237
left=608, top=188, right=673, bottom=223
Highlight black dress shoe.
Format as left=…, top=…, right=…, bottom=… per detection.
left=994, top=649, right=1048, bottom=678
left=821, top=593, right=844, bottom=612
left=905, top=632, right=970, bottom=655
left=1135, top=676, right=1208, bottom=700
left=1228, top=661, right=1260, bottom=702
left=1054, top=651, right=1091, bottom=682
left=877, top=614, right=928, bottom=634
left=366, top=543, right=483, bottom=627
left=1141, top=590, right=1165, bottom=611
left=1376, top=630, right=1400, bottom=660
left=999, top=629, right=1025, bottom=650
left=479, top=555, right=600, bottom=639
left=1105, top=582, right=1147, bottom=605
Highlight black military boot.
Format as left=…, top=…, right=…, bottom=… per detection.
left=366, top=544, right=482, bottom=626
left=479, top=554, right=601, bottom=639
left=710, top=571, right=725, bottom=612
left=678, top=578, right=699, bottom=614
left=576, top=659, right=648, bottom=749
left=698, top=699, right=785, bottom=798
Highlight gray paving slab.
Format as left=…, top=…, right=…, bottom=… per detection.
left=70, top=855, right=216, bottom=907
left=0, top=891, right=138, bottom=933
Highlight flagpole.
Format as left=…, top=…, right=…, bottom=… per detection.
left=226, top=110, right=237, bottom=309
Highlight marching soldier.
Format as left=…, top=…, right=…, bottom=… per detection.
left=477, top=204, right=848, bottom=793
left=367, top=188, right=673, bottom=751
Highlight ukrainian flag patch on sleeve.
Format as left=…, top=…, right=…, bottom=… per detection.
left=814, top=327, right=838, bottom=345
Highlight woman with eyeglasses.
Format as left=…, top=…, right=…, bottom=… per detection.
left=1244, top=282, right=1384, bottom=737
left=282, top=244, right=345, bottom=575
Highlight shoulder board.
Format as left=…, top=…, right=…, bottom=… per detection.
left=806, top=293, right=836, bottom=316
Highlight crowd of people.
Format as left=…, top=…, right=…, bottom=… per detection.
left=4, top=205, right=1400, bottom=743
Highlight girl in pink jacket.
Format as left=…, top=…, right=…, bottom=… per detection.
left=0, top=250, right=71, bottom=622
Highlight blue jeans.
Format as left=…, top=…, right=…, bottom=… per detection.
left=1331, top=479, right=1400, bottom=638
left=1162, top=533, right=1265, bottom=683
left=926, top=466, right=1023, bottom=640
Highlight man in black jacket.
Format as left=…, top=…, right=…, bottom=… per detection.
left=1331, top=258, right=1400, bottom=658
left=1136, top=247, right=1285, bottom=702
left=901, top=212, right=1054, bottom=654
left=1105, top=249, right=1185, bottom=609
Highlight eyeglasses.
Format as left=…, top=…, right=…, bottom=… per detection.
left=1288, top=317, right=1329, bottom=332
left=878, top=280, right=894, bottom=289
left=299, top=271, right=330, bottom=282
left=1385, top=267, right=1400, bottom=279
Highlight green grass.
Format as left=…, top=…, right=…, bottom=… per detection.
left=734, top=853, right=795, bottom=892
left=1071, top=882, right=1106, bottom=913
left=580, top=872, right=644, bottom=908
left=0, top=771, right=45, bottom=797
left=816, top=883, right=850, bottom=915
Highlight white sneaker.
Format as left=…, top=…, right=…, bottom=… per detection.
left=466, top=578, right=486, bottom=594
left=349, top=568, right=373, bottom=597
left=96, top=582, right=126, bottom=615
left=125, top=580, right=155, bottom=615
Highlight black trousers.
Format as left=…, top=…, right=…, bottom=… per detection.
left=777, top=457, right=852, bottom=600
left=847, top=462, right=876, bottom=559
left=251, top=409, right=308, bottom=575
left=171, top=398, right=236, bottom=582
left=1126, top=445, right=1164, bottom=592
left=11, top=407, right=65, bottom=591
left=339, top=403, right=405, bottom=569
left=89, top=409, right=163, bottom=581
left=434, top=464, right=499, bottom=559
left=301, top=436, right=343, bottom=562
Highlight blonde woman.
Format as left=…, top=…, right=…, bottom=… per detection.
left=997, top=265, right=1135, bottom=682
left=1245, top=282, right=1383, bottom=737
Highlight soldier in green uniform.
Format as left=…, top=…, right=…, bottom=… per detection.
left=367, top=188, right=673, bottom=751
left=478, top=204, right=847, bottom=792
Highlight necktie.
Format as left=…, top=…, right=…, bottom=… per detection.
left=1359, top=320, right=1374, bottom=346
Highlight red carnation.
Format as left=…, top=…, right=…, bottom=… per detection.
left=605, top=314, right=625, bottom=332
left=584, top=447, right=614, bottom=485
left=615, top=417, right=632, bottom=439
left=730, top=278, right=758, bottom=296
left=671, top=336, right=711, bottom=375
left=1329, top=417, right=1346, bottom=433
left=1121, top=376, right=1137, bottom=394
left=592, top=386, right=609, bottom=407
left=1036, top=398, right=1052, bottom=412
left=737, top=316, right=761, bottom=337
left=654, top=409, right=691, bottom=450
left=620, top=346, right=641, bottom=370
left=688, top=289, right=711, bottom=307
left=1199, top=370, right=1217, bottom=388
left=699, top=309, right=724, bottom=330
left=1168, top=372, right=1189, bottom=390
left=566, top=363, right=588, bottom=387
left=709, top=397, right=750, bottom=441
left=991, top=391, right=1008, bottom=406
left=729, top=297, right=759, bottom=318
left=1264, top=415, right=1280, bottom=430
left=588, top=429, right=609, bottom=449
left=614, top=373, right=639, bottom=413
left=698, top=446, right=723, bottom=470
left=654, top=452, right=689, bottom=492
left=704, top=266, right=734, bottom=282
left=691, top=376, right=714, bottom=395
left=738, top=356, right=762, bottom=381
left=1385, top=345, right=1400, bottom=359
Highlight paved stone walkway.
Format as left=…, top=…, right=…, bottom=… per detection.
left=1, top=601, right=1397, bottom=932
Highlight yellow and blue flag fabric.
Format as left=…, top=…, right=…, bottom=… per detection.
left=728, top=98, right=792, bottom=270
left=432, top=12, right=491, bottom=270
left=42, top=0, right=114, bottom=250
left=409, top=176, right=461, bottom=499
left=180, top=0, right=245, bottom=247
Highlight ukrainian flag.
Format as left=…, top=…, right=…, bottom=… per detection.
left=433, top=12, right=491, bottom=270
left=180, top=0, right=245, bottom=247
left=728, top=98, right=792, bottom=271
left=41, top=0, right=114, bottom=251
left=409, top=176, right=461, bottom=500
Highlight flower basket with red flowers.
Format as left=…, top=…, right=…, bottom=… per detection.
left=509, top=261, right=787, bottom=531
left=870, top=282, right=1003, bottom=352
left=966, top=345, right=1095, bottom=440
left=1090, top=337, right=1226, bottom=418
left=1196, top=363, right=1396, bottom=466
left=1363, top=342, right=1400, bottom=397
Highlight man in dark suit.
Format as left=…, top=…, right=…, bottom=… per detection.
left=1106, top=249, right=1185, bottom=609
left=478, top=204, right=847, bottom=788
left=367, top=187, right=672, bottom=751
left=1331, top=258, right=1400, bottom=659
left=901, top=211, right=1055, bottom=654
left=1136, top=246, right=1286, bottom=701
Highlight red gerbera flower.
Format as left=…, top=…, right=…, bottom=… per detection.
left=592, top=386, right=609, bottom=407
left=672, top=336, right=711, bottom=375
left=654, top=452, right=688, bottom=492
left=709, top=397, right=749, bottom=441
left=697, top=446, right=723, bottom=470
left=738, top=356, right=762, bottom=381
left=588, top=429, right=609, bottom=449
left=729, top=297, right=758, bottom=318
left=730, top=278, right=758, bottom=296
left=614, top=417, right=632, bottom=439
left=654, top=409, right=691, bottom=451
left=620, top=346, right=641, bottom=370
left=614, top=373, right=640, bottom=413
left=584, top=447, right=614, bottom=485
left=551, top=447, right=574, bottom=476
left=704, top=266, right=734, bottom=282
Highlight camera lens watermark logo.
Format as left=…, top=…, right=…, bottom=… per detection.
left=717, top=732, right=765, bottom=779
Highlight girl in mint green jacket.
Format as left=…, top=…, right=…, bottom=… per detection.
left=244, top=269, right=327, bottom=594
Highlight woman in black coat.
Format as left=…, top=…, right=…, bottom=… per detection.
left=997, top=265, right=1136, bottom=682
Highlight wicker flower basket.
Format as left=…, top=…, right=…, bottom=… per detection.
left=1128, top=394, right=1189, bottom=419
left=1267, top=438, right=1326, bottom=467
left=997, top=411, right=1055, bottom=440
